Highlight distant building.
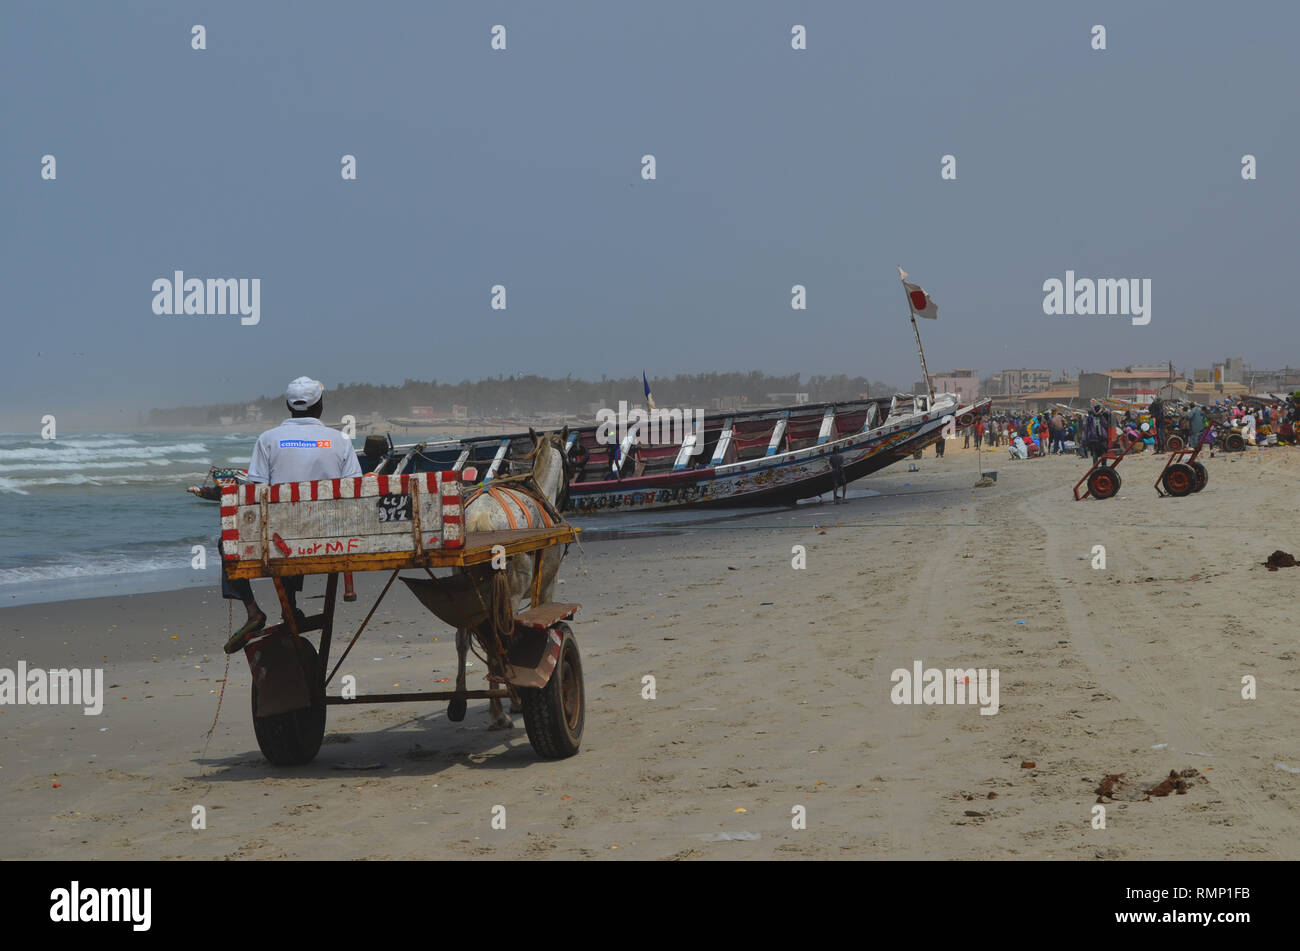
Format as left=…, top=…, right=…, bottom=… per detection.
left=1000, top=369, right=1053, bottom=395
left=712, top=395, right=747, bottom=412
left=765, top=392, right=810, bottom=405
left=1079, top=367, right=1175, bottom=404
left=407, top=405, right=468, bottom=420
left=929, top=369, right=979, bottom=404
left=1021, top=383, right=1082, bottom=412
left=1158, top=380, right=1252, bottom=401
left=1193, top=357, right=1244, bottom=386
left=1250, top=371, right=1298, bottom=393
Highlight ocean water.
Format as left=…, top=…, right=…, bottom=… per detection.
left=0, top=431, right=877, bottom=607
left=0, top=432, right=275, bottom=606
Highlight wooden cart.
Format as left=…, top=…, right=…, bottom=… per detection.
left=220, top=471, right=584, bottom=764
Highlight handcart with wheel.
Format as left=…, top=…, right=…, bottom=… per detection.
left=1155, top=425, right=1211, bottom=497
left=1072, top=439, right=1135, bottom=501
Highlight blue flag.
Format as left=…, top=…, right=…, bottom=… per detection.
left=642, top=371, right=657, bottom=410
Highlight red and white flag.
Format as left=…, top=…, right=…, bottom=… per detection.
left=898, top=267, right=938, bottom=319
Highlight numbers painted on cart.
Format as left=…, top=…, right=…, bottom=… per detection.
left=376, top=493, right=412, bottom=522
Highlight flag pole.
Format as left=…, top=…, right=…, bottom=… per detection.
left=899, top=268, right=935, bottom=403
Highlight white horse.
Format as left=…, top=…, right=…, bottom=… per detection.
left=454, top=427, right=571, bottom=729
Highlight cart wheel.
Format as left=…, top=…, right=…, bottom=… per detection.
left=1190, top=461, right=1208, bottom=492
left=1165, top=435, right=1184, bottom=452
left=519, top=623, right=584, bottom=759
left=1224, top=432, right=1245, bottom=452
left=252, top=637, right=326, bottom=766
left=1086, top=466, right=1121, bottom=500
left=446, top=697, right=467, bottom=722
left=1162, top=463, right=1197, bottom=497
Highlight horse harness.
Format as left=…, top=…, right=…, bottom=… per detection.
left=462, top=478, right=563, bottom=609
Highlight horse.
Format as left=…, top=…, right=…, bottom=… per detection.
left=453, top=426, right=571, bottom=729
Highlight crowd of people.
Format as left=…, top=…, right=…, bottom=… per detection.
left=940, top=394, right=1300, bottom=463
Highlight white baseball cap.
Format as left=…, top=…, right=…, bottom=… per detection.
left=286, top=376, right=324, bottom=409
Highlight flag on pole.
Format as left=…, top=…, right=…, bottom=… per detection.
left=901, top=275, right=938, bottom=319
left=642, top=371, right=657, bottom=411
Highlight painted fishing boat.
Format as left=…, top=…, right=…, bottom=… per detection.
left=186, top=465, right=248, bottom=502
left=359, top=269, right=988, bottom=513
left=359, top=391, right=990, bottom=514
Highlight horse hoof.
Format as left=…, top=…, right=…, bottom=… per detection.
left=447, top=698, right=467, bottom=722
left=488, top=717, right=513, bottom=731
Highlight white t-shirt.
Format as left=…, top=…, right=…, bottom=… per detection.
left=246, top=417, right=362, bottom=484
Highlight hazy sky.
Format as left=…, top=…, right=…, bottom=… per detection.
left=3, top=1, right=1298, bottom=429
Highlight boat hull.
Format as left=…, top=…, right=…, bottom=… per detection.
left=565, top=399, right=986, bottom=514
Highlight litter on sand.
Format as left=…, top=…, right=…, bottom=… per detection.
left=699, top=831, right=761, bottom=842
left=1263, top=550, right=1297, bottom=571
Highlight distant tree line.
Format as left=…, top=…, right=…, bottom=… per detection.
left=146, top=371, right=900, bottom=425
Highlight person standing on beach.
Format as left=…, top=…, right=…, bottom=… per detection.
left=1188, top=404, right=1206, bottom=448
left=1084, top=404, right=1109, bottom=465
left=828, top=443, right=847, bottom=501
left=1050, top=411, right=1065, bottom=455
left=222, top=377, right=362, bottom=652
left=1149, top=396, right=1165, bottom=452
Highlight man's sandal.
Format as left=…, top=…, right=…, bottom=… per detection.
left=223, top=613, right=266, bottom=654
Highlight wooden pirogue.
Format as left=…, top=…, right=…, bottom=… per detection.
left=221, top=469, right=584, bottom=764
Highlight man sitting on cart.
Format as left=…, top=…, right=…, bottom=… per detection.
left=222, top=377, right=362, bottom=652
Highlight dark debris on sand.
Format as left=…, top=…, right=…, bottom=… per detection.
left=1095, top=768, right=1206, bottom=803
left=1264, top=550, right=1298, bottom=571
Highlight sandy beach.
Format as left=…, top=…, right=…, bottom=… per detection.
left=3, top=444, right=1298, bottom=860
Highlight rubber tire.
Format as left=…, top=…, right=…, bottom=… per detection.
left=252, top=637, right=326, bottom=766
left=446, top=697, right=467, bottom=722
left=1164, top=435, right=1184, bottom=452
left=1162, top=463, right=1197, bottom=498
left=1223, top=432, right=1245, bottom=452
left=1086, top=466, right=1121, bottom=500
left=1191, top=461, right=1208, bottom=492
left=519, top=623, right=584, bottom=760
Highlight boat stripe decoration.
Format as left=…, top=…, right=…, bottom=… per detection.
left=223, top=472, right=463, bottom=561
